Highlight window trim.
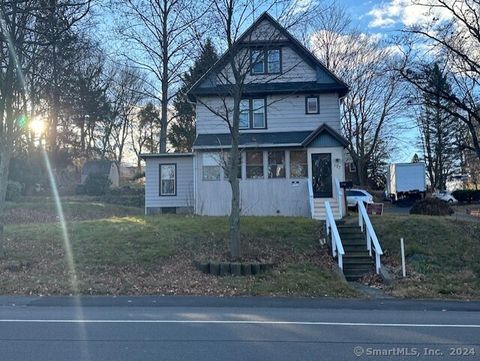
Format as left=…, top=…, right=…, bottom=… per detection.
left=305, top=96, right=319, bottom=114
left=240, top=98, right=267, bottom=130
left=250, top=48, right=282, bottom=75
left=159, top=163, right=177, bottom=196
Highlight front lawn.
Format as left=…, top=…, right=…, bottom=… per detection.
left=0, top=197, right=356, bottom=297
left=372, top=215, right=480, bottom=299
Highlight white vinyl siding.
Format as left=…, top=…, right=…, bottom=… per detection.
left=145, top=156, right=194, bottom=208
left=196, top=93, right=341, bottom=135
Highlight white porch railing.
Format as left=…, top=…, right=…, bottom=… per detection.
left=325, top=201, right=345, bottom=269
left=334, top=178, right=343, bottom=217
left=358, top=201, right=383, bottom=273
left=307, top=179, right=314, bottom=218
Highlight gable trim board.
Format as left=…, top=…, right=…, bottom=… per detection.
left=187, top=12, right=349, bottom=101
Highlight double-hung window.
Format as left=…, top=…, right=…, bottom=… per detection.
left=250, top=48, right=281, bottom=74
left=267, top=49, right=281, bottom=73
left=252, top=99, right=266, bottom=128
left=290, top=151, right=308, bottom=178
left=160, top=164, right=176, bottom=196
left=251, top=50, right=265, bottom=74
left=246, top=151, right=264, bottom=179
left=240, top=99, right=266, bottom=129
left=202, top=153, right=221, bottom=181
left=239, top=99, right=250, bottom=129
left=268, top=151, right=285, bottom=178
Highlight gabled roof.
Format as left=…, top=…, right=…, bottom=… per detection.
left=187, top=12, right=349, bottom=101
left=302, top=123, right=349, bottom=147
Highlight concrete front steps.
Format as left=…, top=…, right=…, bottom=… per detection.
left=313, top=199, right=341, bottom=220
left=337, top=224, right=374, bottom=281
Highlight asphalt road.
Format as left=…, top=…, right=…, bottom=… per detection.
left=0, top=296, right=479, bottom=361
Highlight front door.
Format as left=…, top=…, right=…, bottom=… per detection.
left=311, top=153, right=332, bottom=198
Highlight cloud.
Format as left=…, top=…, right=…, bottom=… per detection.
left=367, top=0, right=451, bottom=28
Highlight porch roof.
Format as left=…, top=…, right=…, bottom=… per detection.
left=193, top=124, right=348, bottom=150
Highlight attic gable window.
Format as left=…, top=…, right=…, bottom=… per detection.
left=250, top=48, right=281, bottom=75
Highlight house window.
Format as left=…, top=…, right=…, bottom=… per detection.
left=246, top=151, right=264, bottom=179
left=347, top=162, right=357, bottom=173
left=240, top=99, right=250, bottom=129
left=251, top=50, right=264, bottom=74
left=240, top=98, right=267, bottom=129
left=203, top=153, right=221, bottom=181
left=159, top=164, right=176, bottom=196
left=290, top=151, right=308, bottom=178
left=268, top=151, right=285, bottom=178
left=267, top=49, right=281, bottom=73
left=250, top=48, right=281, bottom=75
left=252, top=99, right=266, bottom=128
left=306, top=96, right=319, bottom=114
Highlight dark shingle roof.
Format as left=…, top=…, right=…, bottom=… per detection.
left=193, top=131, right=311, bottom=149
left=191, top=82, right=348, bottom=97
left=193, top=124, right=348, bottom=150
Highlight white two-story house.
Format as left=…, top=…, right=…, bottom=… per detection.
left=141, top=12, right=349, bottom=220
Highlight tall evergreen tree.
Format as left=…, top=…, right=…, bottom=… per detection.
left=169, top=39, right=219, bottom=152
left=417, top=63, right=460, bottom=191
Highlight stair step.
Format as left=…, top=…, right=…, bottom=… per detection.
left=344, top=245, right=368, bottom=252
left=344, top=251, right=371, bottom=257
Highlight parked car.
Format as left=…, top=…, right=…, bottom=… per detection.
left=433, top=191, right=458, bottom=203
left=346, top=189, right=374, bottom=208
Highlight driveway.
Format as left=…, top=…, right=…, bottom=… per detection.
left=0, top=296, right=478, bottom=361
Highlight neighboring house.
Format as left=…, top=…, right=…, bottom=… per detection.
left=141, top=12, right=349, bottom=220
left=81, top=160, right=119, bottom=188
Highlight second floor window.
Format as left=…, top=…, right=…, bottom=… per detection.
left=251, top=48, right=281, bottom=75
left=240, top=98, right=266, bottom=129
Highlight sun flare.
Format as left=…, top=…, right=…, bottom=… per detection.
left=30, top=117, right=46, bottom=135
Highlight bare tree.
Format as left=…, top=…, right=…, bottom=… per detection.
left=397, top=0, right=480, bottom=162
left=108, top=66, right=145, bottom=170
left=111, top=0, right=203, bottom=153
left=311, top=6, right=404, bottom=186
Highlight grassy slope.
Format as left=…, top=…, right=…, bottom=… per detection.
left=372, top=215, right=480, bottom=299
left=2, top=199, right=355, bottom=297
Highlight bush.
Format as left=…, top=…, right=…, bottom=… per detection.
left=410, top=198, right=454, bottom=216
left=6, top=181, right=22, bottom=202
left=83, top=173, right=111, bottom=196
left=452, top=190, right=480, bottom=203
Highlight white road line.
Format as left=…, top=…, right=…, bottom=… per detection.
left=0, top=320, right=478, bottom=328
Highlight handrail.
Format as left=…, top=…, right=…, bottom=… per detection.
left=325, top=201, right=345, bottom=269
left=307, top=178, right=314, bottom=218
left=358, top=201, right=383, bottom=273
left=335, top=178, right=343, bottom=217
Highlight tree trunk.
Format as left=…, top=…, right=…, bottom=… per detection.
left=228, top=91, right=241, bottom=260
left=0, top=152, right=11, bottom=259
